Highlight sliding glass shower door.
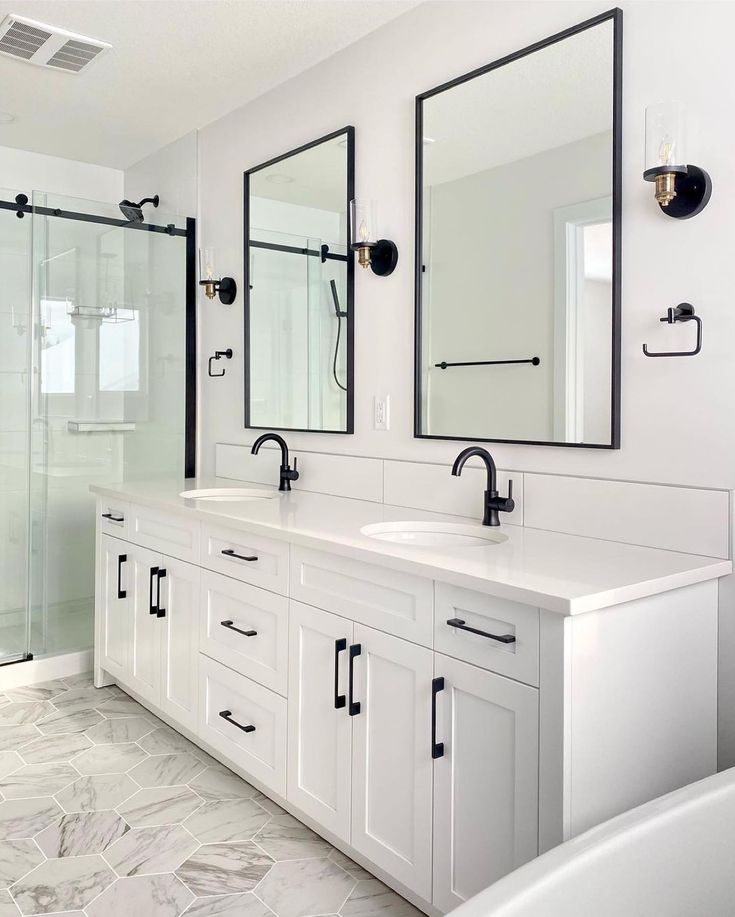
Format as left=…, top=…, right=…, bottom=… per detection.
left=0, top=190, right=32, bottom=664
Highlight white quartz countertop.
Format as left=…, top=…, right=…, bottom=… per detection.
left=91, top=477, right=732, bottom=615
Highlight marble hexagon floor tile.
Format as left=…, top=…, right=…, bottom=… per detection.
left=0, top=756, right=22, bottom=781
left=9, top=854, right=116, bottom=915
left=340, top=879, right=423, bottom=917
left=72, top=743, right=147, bottom=775
left=16, top=733, right=92, bottom=765
left=36, top=811, right=129, bottom=857
left=0, top=889, right=20, bottom=916
left=0, top=730, right=39, bottom=754
left=36, top=709, right=103, bottom=736
left=176, top=842, right=274, bottom=896
left=254, top=857, right=355, bottom=917
left=103, top=824, right=198, bottom=877
left=0, top=798, right=64, bottom=840
left=183, top=892, right=274, bottom=917
left=328, top=849, right=374, bottom=882
left=183, top=798, right=270, bottom=844
left=4, top=681, right=69, bottom=704
left=0, top=841, right=44, bottom=889
left=96, top=697, right=154, bottom=719
left=49, top=688, right=114, bottom=715
left=54, top=774, right=138, bottom=813
left=84, top=717, right=156, bottom=745
left=254, top=813, right=333, bottom=861
left=188, top=766, right=257, bottom=802
left=116, top=786, right=203, bottom=827
left=0, top=703, right=53, bottom=727
left=128, top=753, right=205, bottom=788
left=85, top=874, right=193, bottom=917
left=138, top=727, right=211, bottom=760
left=0, top=763, right=79, bottom=800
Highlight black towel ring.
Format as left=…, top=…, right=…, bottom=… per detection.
left=643, top=303, right=702, bottom=358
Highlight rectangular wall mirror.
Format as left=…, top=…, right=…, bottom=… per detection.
left=244, top=127, right=354, bottom=433
left=415, top=10, right=621, bottom=448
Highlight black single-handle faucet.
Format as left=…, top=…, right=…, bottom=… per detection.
left=451, top=446, right=514, bottom=526
left=251, top=433, right=299, bottom=492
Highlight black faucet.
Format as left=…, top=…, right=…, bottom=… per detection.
left=451, top=446, right=514, bottom=527
left=251, top=433, right=299, bottom=492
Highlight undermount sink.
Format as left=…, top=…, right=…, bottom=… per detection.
left=360, top=521, right=508, bottom=548
left=179, top=487, right=277, bottom=502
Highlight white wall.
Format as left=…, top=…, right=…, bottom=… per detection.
left=124, top=130, right=197, bottom=219
left=126, top=0, right=735, bottom=762
left=0, top=144, right=122, bottom=202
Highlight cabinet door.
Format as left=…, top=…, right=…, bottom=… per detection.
left=351, top=624, right=433, bottom=900
left=432, top=653, right=539, bottom=913
left=159, top=557, right=200, bottom=732
left=128, top=545, right=163, bottom=706
left=287, top=602, right=353, bottom=842
left=98, top=535, right=131, bottom=680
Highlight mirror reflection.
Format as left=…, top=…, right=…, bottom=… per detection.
left=416, top=14, right=620, bottom=447
left=245, top=128, right=354, bottom=433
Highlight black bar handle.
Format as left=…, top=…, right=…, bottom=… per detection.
left=348, top=643, right=361, bottom=716
left=102, top=512, right=124, bottom=522
left=156, top=568, right=167, bottom=618
left=334, top=638, right=347, bottom=709
left=219, top=710, right=255, bottom=733
left=221, top=620, right=257, bottom=637
left=221, top=548, right=258, bottom=562
left=117, top=554, right=127, bottom=600
left=435, top=357, right=540, bottom=370
left=432, top=676, right=445, bottom=759
left=149, top=566, right=159, bottom=615
left=446, top=617, right=516, bottom=644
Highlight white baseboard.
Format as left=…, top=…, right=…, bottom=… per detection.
left=0, top=649, right=93, bottom=690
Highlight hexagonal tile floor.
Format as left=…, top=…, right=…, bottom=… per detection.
left=0, top=675, right=423, bottom=917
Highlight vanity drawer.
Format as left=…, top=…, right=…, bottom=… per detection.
left=128, top=504, right=200, bottom=563
left=98, top=498, right=130, bottom=538
left=201, top=523, right=289, bottom=595
left=198, top=654, right=286, bottom=797
left=200, top=571, right=288, bottom=695
left=434, top=583, right=539, bottom=687
left=290, top=547, right=433, bottom=646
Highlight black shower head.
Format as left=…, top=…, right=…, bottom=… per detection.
left=119, top=194, right=159, bottom=223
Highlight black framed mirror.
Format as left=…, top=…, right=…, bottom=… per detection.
left=244, top=126, right=354, bottom=433
left=414, top=10, right=622, bottom=448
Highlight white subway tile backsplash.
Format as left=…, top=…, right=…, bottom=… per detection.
left=524, top=474, right=730, bottom=559
left=383, top=460, right=523, bottom=526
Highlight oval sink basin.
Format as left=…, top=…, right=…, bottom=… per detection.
left=179, top=488, right=277, bottom=502
left=360, top=521, right=508, bottom=548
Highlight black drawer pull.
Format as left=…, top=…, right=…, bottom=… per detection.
left=117, top=554, right=127, bottom=600
left=219, top=710, right=255, bottom=733
left=156, top=568, right=167, bottom=618
left=446, top=617, right=516, bottom=644
left=221, top=620, right=257, bottom=637
left=102, top=512, right=124, bottom=523
left=348, top=643, right=361, bottom=716
left=149, top=566, right=159, bottom=615
left=334, top=638, right=347, bottom=709
left=432, top=676, right=445, bottom=759
left=221, top=548, right=258, bottom=562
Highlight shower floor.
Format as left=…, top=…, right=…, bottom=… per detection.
left=0, top=601, right=93, bottom=663
left=0, top=675, right=422, bottom=917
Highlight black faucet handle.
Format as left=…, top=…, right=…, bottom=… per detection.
left=292, top=457, right=299, bottom=479
left=503, top=479, right=515, bottom=513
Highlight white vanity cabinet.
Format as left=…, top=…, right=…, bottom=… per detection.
left=94, top=494, right=722, bottom=917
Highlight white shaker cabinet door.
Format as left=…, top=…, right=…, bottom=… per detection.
left=127, top=544, right=163, bottom=707
left=287, top=601, right=353, bottom=843
left=159, top=557, right=200, bottom=733
left=98, top=534, right=132, bottom=681
left=432, top=653, right=539, bottom=912
left=350, top=623, right=434, bottom=900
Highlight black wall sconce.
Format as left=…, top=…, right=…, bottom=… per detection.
left=199, top=248, right=237, bottom=304
left=349, top=199, right=398, bottom=276
left=643, top=102, right=712, bottom=219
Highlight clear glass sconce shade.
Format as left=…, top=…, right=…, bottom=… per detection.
left=645, top=101, right=687, bottom=174
left=350, top=199, right=377, bottom=247
left=199, top=247, right=216, bottom=281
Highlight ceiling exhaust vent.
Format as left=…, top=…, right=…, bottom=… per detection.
left=0, top=14, right=110, bottom=73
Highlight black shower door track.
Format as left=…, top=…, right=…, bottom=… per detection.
left=0, top=197, right=188, bottom=236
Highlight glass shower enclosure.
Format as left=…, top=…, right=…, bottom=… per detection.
left=0, top=189, right=195, bottom=667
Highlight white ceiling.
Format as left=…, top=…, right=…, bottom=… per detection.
left=0, top=0, right=417, bottom=170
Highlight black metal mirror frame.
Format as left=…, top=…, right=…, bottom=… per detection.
left=413, top=9, right=622, bottom=449
left=243, top=126, right=355, bottom=434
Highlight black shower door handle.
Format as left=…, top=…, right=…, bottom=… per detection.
left=431, top=676, right=445, bottom=759
left=348, top=643, right=361, bottom=716
left=117, top=554, right=127, bottom=599
left=149, top=566, right=159, bottom=615
left=156, top=568, right=167, bottom=618
left=334, top=638, right=347, bottom=709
